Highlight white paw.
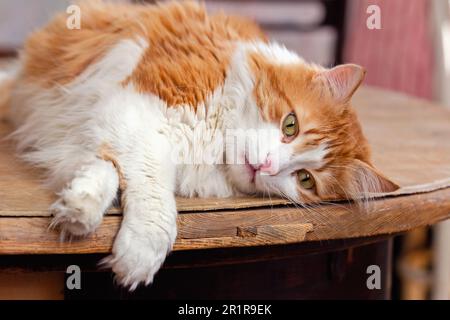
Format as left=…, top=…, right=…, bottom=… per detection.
left=50, top=190, right=104, bottom=237
left=100, top=222, right=175, bottom=291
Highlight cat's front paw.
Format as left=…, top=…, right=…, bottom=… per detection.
left=101, top=222, right=175, bottom=291
left=49, top=191, right=104, bottom=237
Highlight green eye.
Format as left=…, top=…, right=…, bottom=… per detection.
left=297, top=169, right=315, bottom=190
left=282, top=113, right=299, bottom=138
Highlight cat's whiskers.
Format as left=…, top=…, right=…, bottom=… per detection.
left=326, top=164, right=379, bottom=210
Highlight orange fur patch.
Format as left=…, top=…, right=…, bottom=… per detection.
left=21, top=1, right=266, bottom=109
left=125, top=2, right=266, bottom=108
left=22, top=1, right=142, bottom=86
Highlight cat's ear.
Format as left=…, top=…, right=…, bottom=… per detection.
left=350, top=159, right=400, bottom=194
left=313, top=64, right=366, bottom=104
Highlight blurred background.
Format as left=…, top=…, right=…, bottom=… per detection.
left=0, top=0, right=449, bottom=300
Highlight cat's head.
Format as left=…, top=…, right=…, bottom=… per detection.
left=226, top=50, right=399, bottom=203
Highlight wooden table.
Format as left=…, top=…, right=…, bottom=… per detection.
left=0, top=87, right=449, bottom=299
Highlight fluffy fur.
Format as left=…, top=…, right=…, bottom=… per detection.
left=3, top=1, right=398, bottom=290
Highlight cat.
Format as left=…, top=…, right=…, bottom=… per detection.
left=4, top=0, right=398, bottom=290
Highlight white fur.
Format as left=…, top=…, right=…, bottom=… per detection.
left=10, top=39, right=327, bottom=289
left=245, top=41, right=304, bottom=65
left=50, top=159, right=119, bottom=237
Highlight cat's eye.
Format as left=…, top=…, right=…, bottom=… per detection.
left=282, top=113, right=299, bottom=138
left=297, top=169, right=315, bottom=190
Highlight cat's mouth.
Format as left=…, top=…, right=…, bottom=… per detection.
left=244, top=156, right=258, bottom=183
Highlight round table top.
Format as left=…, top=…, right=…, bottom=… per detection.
left=0, top=86, right=449, bottom=254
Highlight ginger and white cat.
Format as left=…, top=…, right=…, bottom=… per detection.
left=3, top=1, right=398, bottom=290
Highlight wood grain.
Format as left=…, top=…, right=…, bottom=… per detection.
left=175, top=223, right=314, bottom=250
left=0, top=188, right=449, bottom=254
left=353, top=88, right=450, bottom=189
